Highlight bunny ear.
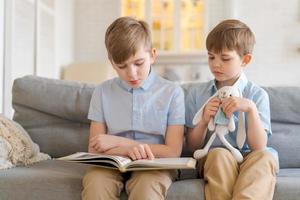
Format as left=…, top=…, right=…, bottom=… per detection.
left=237, top=111, right=246, bottom=149
left=192, top=94, right=217, bottom=125
left=236, top=89, right=246, bottom=149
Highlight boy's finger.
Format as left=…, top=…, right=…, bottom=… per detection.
left=89, top=135, right=99, bottom=142
left=129, top=151, right=137, bottom=160
left=144, top=145, right=154, bottom=160
left=89, top=140, right=97, bottom=147
left=133, top=147, right=142, bottom=160
left=138, top=144, right=147, bottom=159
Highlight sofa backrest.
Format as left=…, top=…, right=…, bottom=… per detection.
left=12, top=76, right=93, bottom=158
left=12, top=76, right=300, bottom=168
left=263, top=87, right=300, bottom=168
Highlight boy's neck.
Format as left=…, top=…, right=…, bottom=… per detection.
left=216, top=73, right=241, bottom=89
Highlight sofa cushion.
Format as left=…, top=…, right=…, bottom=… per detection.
left=167, top=179, right=205, bottom=200
left=12, top=75, right=94, bottom=123
left=0, top=160, right=88, bottom=200
left=263, top=87, right=300, bottom=124
left=269, top=123, right=300, bottom=168
left=0, top=160, right=204, bottom=200
left=12, top=76, right=92, bottom=158
left=264, top=87, right=300, bottom=168
left=0, top=160, right=298, bottom=200
left=274, top=168, right=300, bottom=200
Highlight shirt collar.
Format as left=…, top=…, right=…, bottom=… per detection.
left=208, top=72, right=248, bottom=94
left=117, top=69, right=156, bottom=92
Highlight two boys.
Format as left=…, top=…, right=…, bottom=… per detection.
left=82, top=17, right=278, bottom=200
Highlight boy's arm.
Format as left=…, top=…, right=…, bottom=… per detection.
left=221, top=97, right=267, bottom=150
left=244, top=102, right=267, bottom=150
left=186, top=122, right=208, bottom=152
left=148, top=124, right=184, bottom=158
left=186, top=97, right=220, bottom=152
left=104, top=125, right=184, bottom=159
left=89, top=121, right=139, bottom=153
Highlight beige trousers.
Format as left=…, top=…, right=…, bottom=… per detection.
left=198, top=148, right=278, bottom=200
left=82, top=167, right=176, bottom=200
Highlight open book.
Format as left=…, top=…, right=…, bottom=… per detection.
left=57, top=152, right=196, bottom=173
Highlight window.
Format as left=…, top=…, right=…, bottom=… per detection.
left=122, top=0, right=206, bottom=53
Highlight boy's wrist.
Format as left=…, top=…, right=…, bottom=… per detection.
left=246, top=100, right=258, bottom=115
left=197, top=120, right=208, bottom=128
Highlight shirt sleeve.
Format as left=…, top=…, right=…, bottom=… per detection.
left=88, top=86, right=105, bottom=122
left=253, top=88, right=272, bottom=137
left=167, top=86, right=185, bottom=125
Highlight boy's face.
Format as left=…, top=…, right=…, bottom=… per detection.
left=208, top=49, right=251, bottom=86
left=111, top=46, right=156, bottom=89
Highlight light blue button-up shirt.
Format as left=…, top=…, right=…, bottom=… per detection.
left=185, top=73, right=278, bottom=162
left=88, top=71, right=185, bottom=145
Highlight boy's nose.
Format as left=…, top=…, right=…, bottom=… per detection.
left=127, top=65, right=137, bottom=78
left=213, top=61, right=221, bottom=68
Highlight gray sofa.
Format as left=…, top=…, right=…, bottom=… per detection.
left=0, top=75, right=299, bottom=200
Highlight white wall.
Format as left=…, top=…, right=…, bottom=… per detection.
left=1, top=0, right=73, bottom=117
left=71, top=0, right=300, bottom=86
left=55, top=0, right=74, bottom=78
left=234, top=0, right=300, bottom=86
left=2, top=0, right=36, bottom=117
left=73, top=0, right=121, bottom=64
left=0, top=0, right=4, bottom=113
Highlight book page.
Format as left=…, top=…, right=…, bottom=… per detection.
left=125, top=157, right=196, bottom=171
left=58, top=152, right=132, bottom=168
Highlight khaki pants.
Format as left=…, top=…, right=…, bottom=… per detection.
left=198, top=148, right=278, bottom=200
left=82, top=167, right=176, bottom=200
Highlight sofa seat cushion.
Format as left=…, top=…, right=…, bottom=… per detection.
left=0, top=160, right=88, bottom=200
left=0, top=159, right=204, bottom=200
left=167, top=179, right=204, bottom=200
left=0, top=160, right=299, bottom=200
left=274, top=169, right=300, bottom=200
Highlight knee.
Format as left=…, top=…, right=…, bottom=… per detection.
left=207, top=148, right=233, bottom=161
left=83, top=168, right=100, bottom=184
left=83, top=168, right=119, bottom=188
left=82, top=168, right=123, bottom=199
left=130, top=171, right=171, bottom=187
left=204, top=148, right=238, bottom=173
left=126, top=171, right=172, bottom=198
left=247, top=150, right=278, bottom=170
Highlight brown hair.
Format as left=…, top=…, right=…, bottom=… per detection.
left=105, top=16, right=152, bottom=64
left=206, top=19, right=255, bottom=57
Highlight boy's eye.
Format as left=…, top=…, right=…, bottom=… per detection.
left=208, top=56, right=214, bottom=60
left=135, top=61, right=144, bottom=66
left=222, top=58, right=231, bottom=62
left=117, top=65, right=126, bottom=69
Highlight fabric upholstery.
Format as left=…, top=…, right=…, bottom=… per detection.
left=1, top=75, right=298, bottom=200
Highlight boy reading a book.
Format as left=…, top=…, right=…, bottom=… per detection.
left=82, top=17, right=185, bottom=200
left=185, top=19, right=279, bottom=200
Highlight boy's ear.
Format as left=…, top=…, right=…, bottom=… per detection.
left=242, top=54, right=252, bottom=66
left=150, top=48, right=157, bottom=63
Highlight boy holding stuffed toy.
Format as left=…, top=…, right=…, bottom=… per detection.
left=185, top=19, right=279, bottom=200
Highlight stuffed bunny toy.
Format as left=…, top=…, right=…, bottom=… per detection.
left=192, top=86, right=246, bottom=163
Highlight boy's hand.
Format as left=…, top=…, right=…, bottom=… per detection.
left=221, top=96, right=256, bottom=118
left=89, top=134, right=120, bottom=153
left=202, top=97, right=221, bottom=125
left=127, top=144, right=154, bottom=160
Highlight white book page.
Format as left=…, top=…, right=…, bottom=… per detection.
left=125, top=157, right=196, bottom=169
left=58, top=152, right=132, bottom=167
